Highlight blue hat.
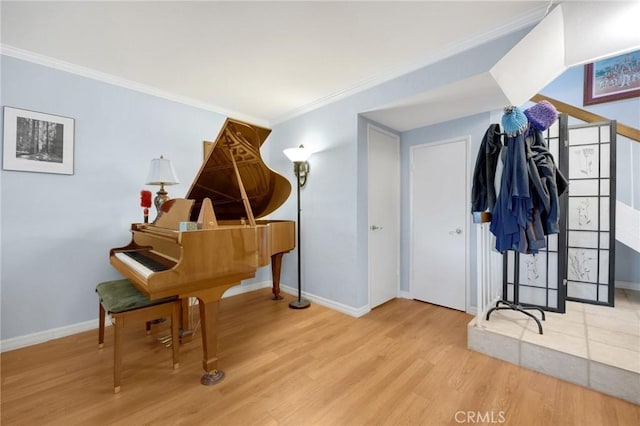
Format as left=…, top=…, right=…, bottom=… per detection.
left=501, top=106, right=528, bottom=136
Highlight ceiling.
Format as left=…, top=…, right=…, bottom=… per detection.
left=1, top=1, right=550, bottom=129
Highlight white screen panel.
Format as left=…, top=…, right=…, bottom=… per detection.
left=568, top=248, right=598, bottom=283
left=600, top=179, right=610, bottom=196
left=567, top=281, right=597, bottom=300
left=599, top=250, right=609, bottom=284
left=550, top=138, right=559, bottom=162
left=569, top=127, right=600, bottom=145
left=569, top=146, right=599, bottom=179
left=507, top=251, right=515, bottom=283
left=568, top=197, right=598, bottom=230
left=519, top=254, right=547, bottom=288
left=569, top=179, right=599, bottom=196
left=598, top=285, right=609, bottom=303
left=568, top=231, right=599, bottom=248
left=548, top=252, right=558, bottom=289
left=600, top=199, right=610, bottom=231
left=600, top=144, right=610, bottom=178
left=518, top=286, right=548, bottom=306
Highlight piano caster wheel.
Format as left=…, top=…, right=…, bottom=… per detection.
left=272, top=294, right=283, bottom=300
left=201, top=370, right=225, bottom=386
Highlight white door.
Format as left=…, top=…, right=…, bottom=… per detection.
left=368, top=125, right=400, bottom=308
left=410, top=138, right=468, bottom=311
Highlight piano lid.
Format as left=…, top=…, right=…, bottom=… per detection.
left=186, top=118, right=291, bottom=221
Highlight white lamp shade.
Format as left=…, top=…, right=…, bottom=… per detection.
left=145, top=156, right=179, bottom=185
left=283, top=145, right=312, bottom=163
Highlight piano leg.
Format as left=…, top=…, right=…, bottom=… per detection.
left=178, top=298, right=194, bottom=343
left=197, top=297, right=226, bottom=385
left=184, top=275, right=254, bottom=385
left=271, top=253, right=284, bottom=300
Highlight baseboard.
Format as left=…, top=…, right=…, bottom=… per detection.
left=280, top=285, right=370, bottom=318
left=0, top=281, right=371, bottom=352
left=0, top=319, right=99, bottom=353
left=466, top=306, right=478, bottom=316
left=616, top=280, right=640, bottom=292
left=222, top=280, right=272, bottom=298
left=0, top=280, right=273, bottom=353
left=399, top=290, right=412, bottom=299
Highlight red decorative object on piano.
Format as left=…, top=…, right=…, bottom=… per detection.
left=140, top=190, right=152, bottom=223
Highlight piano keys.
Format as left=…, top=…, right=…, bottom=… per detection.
left=110, top=118, right=295, bottom=385
left=113, top=250, right=173, bottom=278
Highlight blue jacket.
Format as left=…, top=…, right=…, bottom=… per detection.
left=490, top=133, right=533, bottom=253
left=489, top=129, right=567, bottom=254
left=525, top=128, right=568, bottom=235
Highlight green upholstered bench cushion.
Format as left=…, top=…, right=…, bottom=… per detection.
left=96, top=279, right=177, bottom=314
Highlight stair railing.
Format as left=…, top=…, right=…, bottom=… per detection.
left=531, top=94, right=640, bottom=142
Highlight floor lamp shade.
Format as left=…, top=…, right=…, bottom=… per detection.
left=283, top=145, right=312, bottom=162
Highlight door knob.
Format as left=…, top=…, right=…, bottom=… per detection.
left=370, top=225, right=383, bottom=231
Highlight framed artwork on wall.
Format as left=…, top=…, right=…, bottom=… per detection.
left=2, top=106, right=75, bottom=175
left=583, top=49, right=640, bottom=106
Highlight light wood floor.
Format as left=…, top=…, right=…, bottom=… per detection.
left=2, top=288, right=638, bottom=425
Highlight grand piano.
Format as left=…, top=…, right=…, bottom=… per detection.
left=110, top=118, right=295, bottom=385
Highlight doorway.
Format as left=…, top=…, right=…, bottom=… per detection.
left=410, top=137, right=469, bottom=311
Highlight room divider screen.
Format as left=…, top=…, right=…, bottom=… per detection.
left=503, top=116, right=617, bottom=312
left=565, top=121, right=616, bottom=306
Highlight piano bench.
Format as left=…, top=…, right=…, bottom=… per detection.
left=96, top=279, right=180, bottom=393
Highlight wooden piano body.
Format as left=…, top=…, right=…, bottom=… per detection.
left=110, top=118, right=294, bottom=384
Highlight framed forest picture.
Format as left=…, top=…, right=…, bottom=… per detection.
left=2, top=106, right=75, bottom=175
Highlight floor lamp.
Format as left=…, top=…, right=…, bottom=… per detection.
left=283, top=145, right=311, bottom=309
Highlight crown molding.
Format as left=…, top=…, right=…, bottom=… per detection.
left=270, top=4, right=548, bottom=125
left=1, top=3, right=547, bottom=128
left=0, top=44, right=270, bottom=127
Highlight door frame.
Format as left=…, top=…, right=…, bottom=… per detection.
left=367, top=123, right=401, bottom=309
left=408, top=136, right=472, bottom=313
